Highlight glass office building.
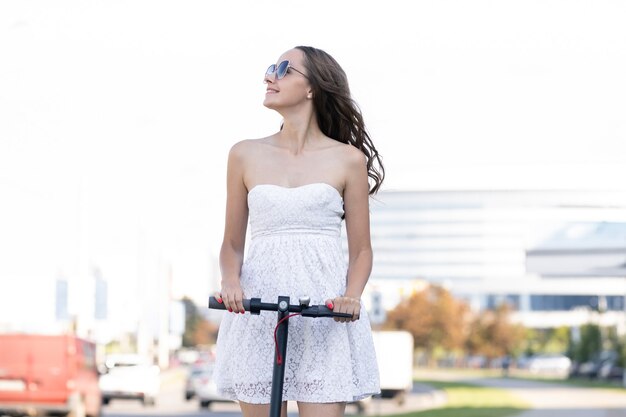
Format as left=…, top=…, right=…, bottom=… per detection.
left=350, top=189, right=626, bottom=329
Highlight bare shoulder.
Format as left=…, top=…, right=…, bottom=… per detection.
left=334, top=142, right=367, bottom=170
left=320, top=141, right=367, bottom=193
left=228, top=137, right=272, bottom=160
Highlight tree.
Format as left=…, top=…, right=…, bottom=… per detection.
left=181, top=297, right=218, bottom=347
left=573, top=324, right=602, bottom=363
left=606, top=327, right=626, bottom=368
left=522, top=326, right=571, bottom=356
left=466, top=303, right=525, bottom=360
left=384, top=285, right=527, bottom=364
left=384, top=284, right=468, bottom=356
left=193, top=319, right=219, bottom=346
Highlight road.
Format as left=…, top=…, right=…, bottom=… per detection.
left=104, top=367, right=626, bottom=417
left=101, top=367, right=439, bottom=417
left=102, top=367, right=242, bottom=417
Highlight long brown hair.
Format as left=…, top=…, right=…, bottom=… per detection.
left=296, top=46, right=385, bottom=195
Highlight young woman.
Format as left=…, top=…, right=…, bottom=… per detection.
left=214, top=45, right=385, bottom=417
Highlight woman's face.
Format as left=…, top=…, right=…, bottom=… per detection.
left=263, top=48, right=311, bottom=111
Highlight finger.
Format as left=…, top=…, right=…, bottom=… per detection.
left=345, top=309, right=355, bottom=322
left=327, top=298, right=340, bottom=321
left=234, top=292, right=245, bottom=314
left=338, top=300, right=352, bottom=323
left=338, top=304, right=351, bottom=323
left=230, top=294, right=240, bottom=314
left=341, top=300, right=357, bottom=323
left=339, top=297, right=359, bottom=322
left=224, top=294, right=234, bottom=313
left=227, top=293, right=239, bottom=313
left=214, top=292, right=223, bottom=304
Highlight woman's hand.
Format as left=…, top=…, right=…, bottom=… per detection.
left=216, top=279, right=245, bottom=314
left=325, top=296, right=361, bottom=323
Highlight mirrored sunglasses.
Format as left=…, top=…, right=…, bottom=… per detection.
left=265, top=60, right=307, bottom=80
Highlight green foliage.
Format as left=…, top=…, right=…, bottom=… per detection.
left=181, top=297, right=219, bottom=347
left=384, top=284, right=527, bottom=361
left=181, top=297, right=199, bottom=347
left=388, top=380, right=529, bottom=417
left=603, top=326, right=626, bottom=368
left=465, top=304, right=525, bottom=360
left=549, top=326, right=571, bottom=353
left=104, top=334, right=137, bottom=354
left=573, top=324, right=602, bottom=363
left=521, top=326, right=571, bottom=357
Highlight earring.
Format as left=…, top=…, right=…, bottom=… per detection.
left=307, top=94, right=313, bottom=99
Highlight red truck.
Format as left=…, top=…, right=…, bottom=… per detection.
left=0, top=334, right=101, bottom=417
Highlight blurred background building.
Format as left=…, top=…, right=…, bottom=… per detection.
left=356, top=189, right=626, bottom=330
left=4, top=188, right=625, bottom=341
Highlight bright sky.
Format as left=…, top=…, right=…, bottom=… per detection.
left=1, top=0, right=625, bottom=333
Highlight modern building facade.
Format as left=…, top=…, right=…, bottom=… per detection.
left=352, top=189, right=626, bottom=329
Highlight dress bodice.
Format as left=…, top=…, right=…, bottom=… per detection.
left=247, top=183, right=344, bottom=239
left=215, top=181, right=381, bottom=403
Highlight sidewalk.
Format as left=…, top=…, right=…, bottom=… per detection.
left=411, top=369, right=626, bottom=417
left=163, top=366, right=447, bottom=417
left=353, top=382, right=447, bottom=416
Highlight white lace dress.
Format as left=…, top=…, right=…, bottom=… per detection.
left=214, top=182, right=380, bottom=404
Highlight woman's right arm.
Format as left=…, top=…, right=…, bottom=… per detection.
left=218, top=141, right=249, bottom=314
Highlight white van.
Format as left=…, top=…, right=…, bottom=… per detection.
left=372, top=330, right=414, bottom=403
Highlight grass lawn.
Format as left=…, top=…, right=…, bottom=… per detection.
left=386, top=380, right=530, bottom=417
left=416, top=367, right=626, bottom=391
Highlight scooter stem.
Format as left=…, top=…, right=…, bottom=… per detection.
left=270, top=295, right=290, bottom=417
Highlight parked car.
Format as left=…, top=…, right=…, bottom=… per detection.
left=0, top=333, right=102, bottom=417
left=193, top=362, right=233, bottom=409
left=185, top=363, right=210, bottom=401
left=576, top=360, right=603, bottom=379
left=574, top=351, right=619, bottom=380
left=598, top=360, right=623, bottom=381
left=99, top=354, right=160, bottom=406
left=525, top=354, right=572, bottom=377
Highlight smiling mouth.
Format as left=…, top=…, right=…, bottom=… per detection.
left=266, top=89, right=278, bottom=93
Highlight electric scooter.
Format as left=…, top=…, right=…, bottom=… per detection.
left=208, top=295, right=352, bottom=417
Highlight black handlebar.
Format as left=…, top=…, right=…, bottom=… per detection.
left=207, top=294, right=354, bottom=417
left=208, top=296, right=353, bottom=319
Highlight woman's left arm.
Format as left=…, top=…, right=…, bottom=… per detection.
left=330, top=146, right=372, bottom=322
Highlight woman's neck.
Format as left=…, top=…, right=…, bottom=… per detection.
left=277, top=113, right=324, bottom=155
